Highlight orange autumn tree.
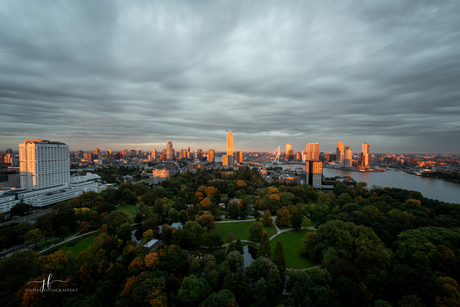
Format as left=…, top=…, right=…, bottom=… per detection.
left=200, top=197, right=213, bottom=208
left=205, top=186, right=218, bottom=196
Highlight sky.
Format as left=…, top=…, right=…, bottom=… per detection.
left=0, top=0, right=459, bottom=154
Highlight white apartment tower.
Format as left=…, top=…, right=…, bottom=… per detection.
left=19, top=140, right=70, bottom=190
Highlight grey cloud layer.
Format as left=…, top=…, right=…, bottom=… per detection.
left=1, top=0, right=459, bottom=153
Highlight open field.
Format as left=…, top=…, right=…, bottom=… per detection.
left=210, top=221, right=277, bottom=241
left=269, top=229, right=317, bottom=269
left=60, top=234, right=97, bottom=257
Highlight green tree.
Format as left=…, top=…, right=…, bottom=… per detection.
left=257, top=231, right=271, bottom=258
left=153, top=198, right=165, bottom=215
left=249, top=221, right=264, bottom=242
left=262, top=210, right=272, bottom=227
left=178, top=210, right=188, bottom=224
left=102, top=210, right=131, bottom=234
left=203, top=289, right=238, bottom=307
left=272, top=241, right=286, bottom=274
left=312, top=220, right=391, bottom=274
left=137, top=202, right=149, bottom=216
left=290, top=210, right=303, bottom=230
left=116, top=222, right=132, bottom=242
left=10, top=203, right=29, bottom=217
left=276, top=206, right=290, bottom=227
left=177, top=275, right=213, bottom=307
left=24, top=228, right=45, bottom=246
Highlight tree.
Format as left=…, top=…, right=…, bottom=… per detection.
left=153, top=198, right=165, bottom=215
left=262, top=210, right=272, bottom=227
left=116, top=222, right=132, bottom=242
left=178, top=210, right=188, bottom=224
left=10, top=203, right=29, bottom=217
left=142, top=229, right=154, bottom=245
left=226, top=250, right=245, bottom=273
left=195, top=211, right=215, bottom=229
left=24, top=228, right=45, bottom=246
left=257, top=231, right=271, bottom=258
left=312, top=220, right=391, bottom=274
left=276, top=206, right=290, bottom=227
left=177, top=275, right=213, bottom=307
left=290, top=210, right=303, bottom=230
left=137, top=202, right=149, bottom=216
left=203, top=289, right=238, bottom=307
left=226, top=234, right=235, bottom=244
left=435, top=276, right=460, bottom=307
left=301, top=216, right=311, bottom=228
left=272, top=241, right=286, bottom=274
left=102, top=210, right=131, bottom=234
left=240, top=199, right=248, bottom=219
left=249, top=221, right=264, bottom=242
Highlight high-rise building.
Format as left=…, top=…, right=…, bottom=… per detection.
left=222, top=155, right=228, bottom=166
left=122, top=149, right=127, bottom=159
left=296, top=152, right=300, bottom=161
left=93, top=147, right=100, bottom=157
left=286, top=143, right=292, bottom=159
left=227, top=130, right=233, bottom=156
left=227, top=130, right=233, bottom=166
left=151, top=149, right=156, bottom=160
left=19, top=140, right=70, bottom=190
left=237, top=151, right=243, bottom=163
left=130, top=149, right=137, bottom=157
left=195, top=149, right=203, bottom=161
left=208, top=149, right=215, bottom=162
left=361, top=143, right=370, bottom=166
left=344, top=146, right=352, bottom=167
left=5, top=149, right=13, bottom=155
left=136, top=148, right=142, bottom=158
left=305, top=143, right=320, bottom=160
left=336, top=142, right=344, bottom=164
left=166, top=142, right=173, bottom=160
left=305, top=160, right=323, bottom=188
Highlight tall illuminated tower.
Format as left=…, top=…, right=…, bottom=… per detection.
left=227, top=131, right=233, bottom=156
left=361, top=142, right=370, bottom=166
left=166, top=142, right=173, bottom=160
left=344, top=146, right=352, bottom=167
left=336, top=142, right=343, bottom=164
left=208, top=149, right=215, bottom=162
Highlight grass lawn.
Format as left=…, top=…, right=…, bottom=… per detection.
left=269, top=229, right=318, bottom=269
left=211, top=221, right=277, bottom=241
left=60, top=234, right=98, bottom=257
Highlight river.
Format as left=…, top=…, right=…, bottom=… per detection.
left=261, top=163, right=460, bottom=204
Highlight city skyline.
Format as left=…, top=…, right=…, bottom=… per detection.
left=1, top=1, right=460, bottom=153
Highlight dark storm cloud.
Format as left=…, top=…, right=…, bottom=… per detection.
left=1, top=0, right=459, bottom=153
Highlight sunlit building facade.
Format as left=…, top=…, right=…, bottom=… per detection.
left=305, top=160, right=323, bottom=188
left=19, top=140, right=70, bottom=190
left=237, top=151, right=243, bottom=163
left=306, top=143, right=320, bottom=160
left=361, top=142, right=370, bottom=166
left=166, top=142, right=173, bottom=160
left=344, top=146, right=352, bottom=167
left=336, top=142, right=343, bottom=164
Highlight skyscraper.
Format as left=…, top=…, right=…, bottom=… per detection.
left=93, top=147, right=100, bottom=157
left=286, top=143, right=292, bottom=159
left=122, top=149, right=127, bottom=159
left=344, top=146, right=352, bottom=167
left=336, top=142, right=344, bottom=164
left=361, top=142, right=370, bottom=166
left=305, top=143, right=320, bottom=160
left=227, top=131, right=233, bottom=156
left=225, top=130, right=234, bottom=166
left=5, top=148, right=12, bottom=154
left=166, top=142, right=173, bottom=160
left=305, top=160, right=323, bottom=188
left=151, top=149, right=156, bottom=160
left=208, top=149, right=215, bottom=162
left=19, top=140, right=70, bottom=190
left=237, top=151, right=243, bottom=164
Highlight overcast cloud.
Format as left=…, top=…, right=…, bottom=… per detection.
left=1, top=0, right=459, bottom=153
